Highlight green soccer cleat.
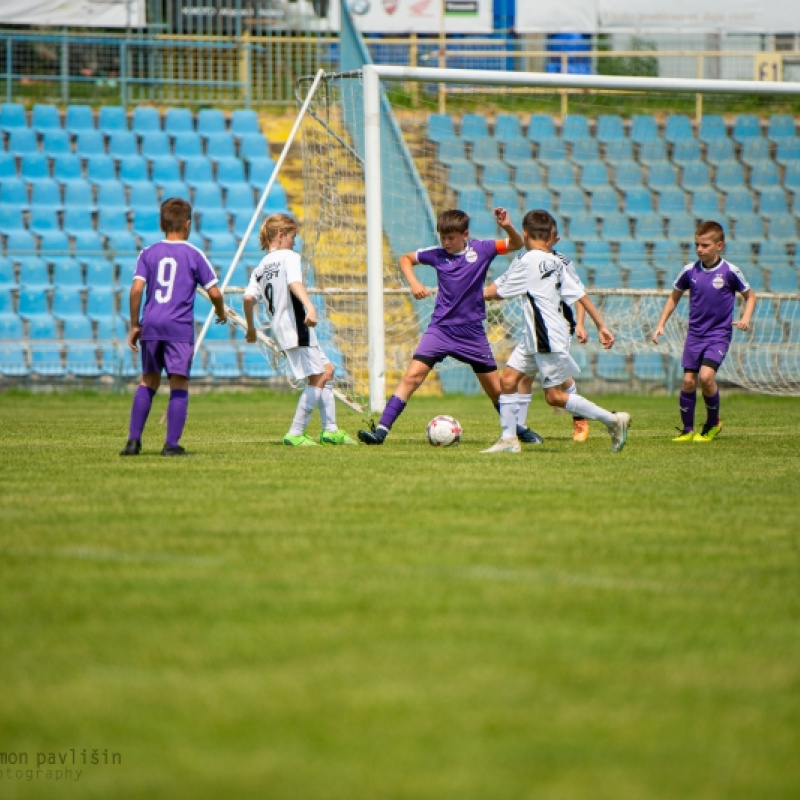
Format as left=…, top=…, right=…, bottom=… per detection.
left=694, top=421, right=722, bottom=442
left=283, top=433, right=320, bottom=447
left=672, top=429, right=696, bottom=442
left=319, top=429, right=357, bottom=445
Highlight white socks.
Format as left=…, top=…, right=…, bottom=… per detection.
left=515, top=393, right=532, bottom=428
left=499, top=394, right=519, bottom=439
left=318, top=385, right=337, bottom=432
left=565, top=393, right=615, bottom=427
left=289, top=386, right=321, bottom=435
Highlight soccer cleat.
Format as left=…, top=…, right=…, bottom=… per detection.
left=672, top=429, right=696, bottom=442
left=480, top=436, right=522, bottom=454
left=283, top=433, right=319, bottom=447
left=607, top=412, right=631, bottom=453
left=319, top=429, right=357, bottom=446
left=516, top=424, right=544, bottom=444
left=357, top=421, right=387, bottom=445
left=572, top=418, right=590, bottom=442
left=694, top=421, right=722, bottom=442
left=161, top=443, right=190, bottom=457
left=119, top=438, right=142, bottom=456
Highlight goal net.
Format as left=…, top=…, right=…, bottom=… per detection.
left=296, top=66, right=800, bottom=410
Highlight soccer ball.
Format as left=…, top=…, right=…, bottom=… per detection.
left=426, top=415, right=462, bottom=447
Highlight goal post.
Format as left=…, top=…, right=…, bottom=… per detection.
left=298, top=65, right=800, bottom=411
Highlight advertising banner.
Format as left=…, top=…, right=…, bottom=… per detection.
left=517, top=0, right=800, bottom=34
left=0, top=0, right=145, bottom=28
left=346, top=0, right=494, bottom=34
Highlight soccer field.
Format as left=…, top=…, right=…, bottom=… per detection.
left=0, top=390, right=798, bottom=800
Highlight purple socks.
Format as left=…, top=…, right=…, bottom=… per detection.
left=679, top=390, right=696, bottom=432
left=166, top=389, right=189, bottom=447
left=129, top=386, right=156, bottom=440
left=378, top=395, right=407, bottom=430
left=703, top=391, right=720, bottom=427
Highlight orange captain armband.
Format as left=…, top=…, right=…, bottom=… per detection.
left=495, top=239, right=510, bottom=255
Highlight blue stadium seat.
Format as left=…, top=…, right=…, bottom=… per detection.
left=724, top=187, right=755, bottom=216
left=205, top=134, right=237, bottom=162
left=427, top=113, right=456, bottom=144
left=30, top=344, right=65, bottom=377
left=86, top=287, right=119, bottom=321
left=626, top=263, right=660, bottom=289
left=617, top=239, right=647, bottom=266
left=164, top=108, right=194, bottom=135
left=664, top=114, right=693, bottom=143
left=680, top=162, right=711, bottom=192
left=714, top=161, right=746, bottom=193
left=436, top=138, right=467, bottom=166
left=579, top=162, right=609, bottom=191
left=698, top=114, right=727, bottom=143
left=769, top=267, right=799, bottom=293
left=704, top=138, right=736, bottom=167
left=637, top=139, right=668, bottom=166
left=603, top=139, right=635, bottom=165
left=118, top=156, right=149, bottom=187
left=600, top=214, right=632, bottom=242
left=470, top=137, right=503, bottom=169
left=98, top=107, right=128, bottom=134
left=20, top=153, right=52, bottom=187
left=671, top=138, right=702, bottom=166
left=588, top=187, right=619, bottom=218
left=52, top=287, right=86, bottom=320
left=494, top=114, right=523, bottom=143
left=0, top=151, right=16, bottom=182
left=658, top=186, right=687, bottom=219
left=733, top=216, right=764, bottom=243
left=459, top=113, right=489, bottom=143
left=0, top=207, right=26, bottom=234
left=107, top=132, right=138, bottom=161
left=95, top=182, right=127, bottom=211
left=131, top=208, right=162, bottom=244
left=38, top=229, right=71, bottom=258
left=481, top=164, right=513, bottom=192
left=512, top=162, right=543, bottom=192
left=255, top=182, right=289, bottom=213
left=85, top=155, right=117, bottom=188
left=622, top=187, right=654, bottom=218
left=723, top=240, right=753, bottom=266
left=18, top=287, right=51, bottom=317
left=197, top=108, right=227, bottom=137
left=193, top=183, right=224, bottom=209
left=768, top=114, right=796, bottom=142
left=614, top=162, right=644, bottom=191
left=595, top=352, right=630, bottom=381
left=18, top=260, right=51, bottom=288
left=225, top=184, right=256, bottom=213
left=51, top=155, right=84, bottom=190
left=0, top=343, right=28, bottom=376
left=0, top=288, right=16, bottom=315
left=70, top=230, right=106, bottom=257
left=231, top=109, right=261, bottom=139
left=238, top=134, right=272, bottom=164
left=568, top=213, right=597, bottom=241
left=216, top=158, right=247, bottom=191
left=64, top=104, right=94, bottom=136
left=591, top=264, right=621, bottom=289
left=447, top=161, right=479, bottom=192
left=42, top=130, right=71, bottom=157
left=690, top=188, right=722, bottom=217
left=489, top=188, right=520, bottom=213
left=651, top=239, right=686, bottom=270
left=241, top=347, right=276, bottom=378
left=127, top=182, right=159, bottom=210
left=0, top=257, right=16, bottom=290
left=774, top=137, right=800, bottom=167
left=62, top=181, right=94, bottom=212
left=83, top=258, right=115, bottom=287
left=646, top=162, right=677, bottom=193
left=0, top=178, right=29, bottom=210
left=7, top=129, right=38, bottom=158
left=749, top=162, right=781, bottom=192
left=75, top=130, right=107, bottom=160
left=65, top=344, right=102, bottom=377
left=561, top=114, right=590, bottom=145
left=546, top=162, right=576, bottom=190
left=0, top=102, right=27, bottom=134
left=538, top=137, right=568, bottom=162
left=30, top=180, right=62, bottom=213
left=596, top=114, right=625, bottom=143
left=527, top=114, right=557, bottom=143
left=630, top=115, right=658, bottom=144
left=131, top=106, right=161, bottom=135
left=95, top=316, right=128, bottom=342
left=758, top=187, right=789, bottom=215
left=732, top=114, right=762, bottom=143
left=635, top=214, right=666, bottom=242
left=140, top=132, right=171, bottom=163
left=184, top=158, right=215, bottom=189
left=522, top=187, right=554, bottom=213
left=768, top=214, right=797, bottom=242
left=208, top=345, right=241, bottom=378
left=4, top=230, right=37, bottom=257
left=633, top=353, right=667, bottom=382
left=555, top=186, right=585, bottom=218
left=151, top=158, right=183, bottom=188
left=172, top=132, right=204, bottom=164
left=739, top=138, right=771, bottom=167
left=570, top=138, right=601, bottom=166
left=61, top=208, right=95, bottom=241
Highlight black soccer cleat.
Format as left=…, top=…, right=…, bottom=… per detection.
left=516, top=425, right=544, bottom=445
left=119, top=438, right=142, bottom=456
left=161, top=443, right=190, bottom=457
left=357, top=421, right=387, bottom=445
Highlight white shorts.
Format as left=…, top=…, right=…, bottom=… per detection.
left=284, top=345, right=330, bottom=380
left=506, top=344, right=580, bottom=389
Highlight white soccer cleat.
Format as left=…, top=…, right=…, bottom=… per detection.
left=607, top=412, right=631, bottom=452
left=480, top=436, right=521, bottom=454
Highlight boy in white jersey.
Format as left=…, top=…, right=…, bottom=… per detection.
left=243, top=213, right=356, bottom=446
left=482, top=209, right=631, bottom=453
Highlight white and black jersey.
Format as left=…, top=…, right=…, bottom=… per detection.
left=494, top=247, right=586, bottom=354
left=244, top=248, right=317, bottom=351
left=552, top=249, right=581, bottom=335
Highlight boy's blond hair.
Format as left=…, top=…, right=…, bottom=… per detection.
left=259, top=213, right=299, bottom=250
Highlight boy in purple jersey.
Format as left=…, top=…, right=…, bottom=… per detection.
left=653, top=220, right=756, bottom=442
left=357, top=207, right=538, bottom=445
left=120, top=198, right=226, bottom=457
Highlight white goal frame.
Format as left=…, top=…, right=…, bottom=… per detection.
left=362, top=65, right=800, bottom=410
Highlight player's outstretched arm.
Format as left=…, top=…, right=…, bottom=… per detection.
left=493, top=207, right=523, bottom=250
left=399, top=252, right=430, bottom=300
left=734, top=288, right=757, bottom=331
left=243, top=295, right=259, bottom=343
left=289, top=280, right=317, bottom=327
left=574, top=302, right=588, bottom=344
left=652, top=289, right=683, bottom=343
left=207, top=286, right=226, bottom=324
left=128, top=280, right=145, bottom=352
left=484, top=282, right=502, bottom=301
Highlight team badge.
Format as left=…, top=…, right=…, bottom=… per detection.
left=465, top=248, right=477, bottom=263
left=712, top=275, right=724, bottom=289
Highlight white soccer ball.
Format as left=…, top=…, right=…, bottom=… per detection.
left=426, top=415, right=462, bottom=447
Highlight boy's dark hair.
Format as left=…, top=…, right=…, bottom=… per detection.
left=522, top=209, right=557, bottom=241
left=695, top=220, right=725, bottom=242
left=259, top=212, right=299, bottom=250
left=437, top=209, right=470, bottom=235
left=160, top=197, right=192, bottom=234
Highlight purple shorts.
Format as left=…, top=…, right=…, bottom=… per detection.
left=140, top=340, right=195, bottom=378
left=682, top=336, right=730, bottom=372
left=413, top=322, right=497, bottom=374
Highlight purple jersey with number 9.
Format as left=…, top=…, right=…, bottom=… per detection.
left=133, top=240, right=219, bottom=343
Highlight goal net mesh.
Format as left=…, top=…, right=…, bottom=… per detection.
left=297, top=69, right=800, bottom=405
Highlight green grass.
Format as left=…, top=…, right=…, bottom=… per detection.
left=1, top=390, right=798, bottom=800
